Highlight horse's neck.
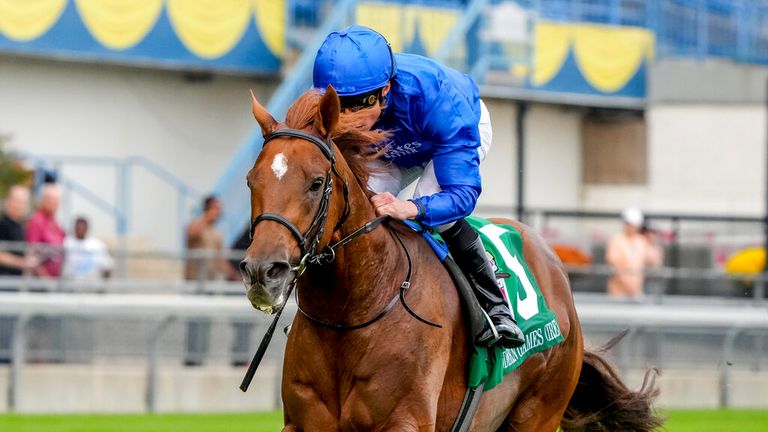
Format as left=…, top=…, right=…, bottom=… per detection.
left=299, top=182, right=405, bottom=323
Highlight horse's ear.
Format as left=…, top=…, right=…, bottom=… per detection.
left=315, top=85, right=340, bottom=138
left=250, top=89, right=279, bottom=137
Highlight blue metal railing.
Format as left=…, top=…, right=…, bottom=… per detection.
left=20, top=154, right=202, bottom=255
left=509, top=0, right=768, bottom=64
left=213, top=0, right=361, bottom=245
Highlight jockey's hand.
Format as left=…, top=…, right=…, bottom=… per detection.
left=371, top=192, right=418, bottom=220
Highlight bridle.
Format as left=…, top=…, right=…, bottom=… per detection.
left=247, top=127, right=440, bottom=330
left=249, top=128, right=350, bottom=273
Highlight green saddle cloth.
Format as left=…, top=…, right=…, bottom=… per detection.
left=461, top=216, right=564, bottom=390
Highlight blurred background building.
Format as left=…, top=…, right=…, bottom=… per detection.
left=0, top=0, right=767, bottom=415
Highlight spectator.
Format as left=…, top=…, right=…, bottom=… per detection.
left=184, top=195, right=232, bottom=366
left=0, top=185, right=36, bottom=364
left=0, top=185, right=36, bottom=276
left=62, top=216, right=113, bottom=282
left=24, top=183, right=66, bottom=362
left=605, top=208, right=663, bottom=299
left=26, top=183, right=65, bottom=278
left=185, top=195, right=232, bottom=281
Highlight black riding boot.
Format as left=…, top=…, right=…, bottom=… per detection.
left=442, top=220, right=525, bottom=349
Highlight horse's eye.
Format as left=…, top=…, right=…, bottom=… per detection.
left=309, top=178, right=324, bottom=192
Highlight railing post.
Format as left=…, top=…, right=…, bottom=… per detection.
left=178, top=190, right=187, bottom=252
left=669, top=217, right=681, bottom=295
left=719, top=328, right=742, bottom=408
left=753, top=332, right=764, bottom=372
left=618, top=326, right=637, bottom=372
left=146, top=316, right=176, bottom=413
left=515, top=103, right=528, bottom=222
left=116, top=161, right=130, bottom=278
left=9, top=315, right=28, bottom=412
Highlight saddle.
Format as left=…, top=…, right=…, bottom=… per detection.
left=403, top=217, right=565, bottom=432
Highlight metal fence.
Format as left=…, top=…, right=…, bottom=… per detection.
left=290, top=0, right=768, bottom=68
left=497, top=0, right=768, bottom=64
left=1, top=224, right=767, bottom=411
left=0, top=288, right=766, bottom=412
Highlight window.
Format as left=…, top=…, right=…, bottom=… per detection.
left=581, top=110, right=647, bottom=185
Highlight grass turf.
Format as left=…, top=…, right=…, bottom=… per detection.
left=0, top=412, right=284, bottom=432
left=0, top=410, right=767, bottom=431
left=663, top=409, right=768, bottom=432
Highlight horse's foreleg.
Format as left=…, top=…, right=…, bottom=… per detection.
left=281, top=425, right=299, bottom=432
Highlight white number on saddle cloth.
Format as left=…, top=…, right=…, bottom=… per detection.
left=479, top=224, right=540, bottom=321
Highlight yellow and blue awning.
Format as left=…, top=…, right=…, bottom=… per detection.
left=356, top=1, right=653, bottom=100
left=531, top=21, right=654, bottom=98
left=0, top=0, right=284, bottom=74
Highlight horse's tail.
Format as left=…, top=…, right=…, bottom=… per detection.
left=560, top=331, right=663, bottom=432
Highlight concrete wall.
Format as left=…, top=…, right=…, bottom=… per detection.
left=477, top=100, right=582, bottom=217
left=650, top=59, right=768, bottom=104
left=582, top=104, right=766, bottom=216
left=0, top=56, right=278, bottom=252
left=2, top=364, right=766, bottom=412
left=1, top=363, right=278, bottom=413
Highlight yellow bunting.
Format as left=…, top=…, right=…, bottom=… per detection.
left=253, top=0, right=284, bottom=57
left=356, top=3, right=404, bottom=52
left=357, top=3, right=458, bottom=56
left=75, top=0, right=163, bottom=50
left=167, top=0, right=250, bottom=59
left=572, top=24, right=654, bottom=92
left=404, top=6, right=457, bottom=56
left=532, top=22, right=571, bottom=87
left=0, top=0, right=67, bottom=41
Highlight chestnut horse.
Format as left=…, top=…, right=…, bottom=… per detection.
left=240, top=87, right=661, bottom=431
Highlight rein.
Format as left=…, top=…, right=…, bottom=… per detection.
left=297, top=221, right=442, bottom=331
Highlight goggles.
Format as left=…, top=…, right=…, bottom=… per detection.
left=339, top=88, right=383, bottom=112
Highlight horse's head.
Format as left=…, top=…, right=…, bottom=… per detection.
left=240, top=87, right=347, bottom=313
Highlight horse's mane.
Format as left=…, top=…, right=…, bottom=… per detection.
left=285, top=89, right=389, bottom=195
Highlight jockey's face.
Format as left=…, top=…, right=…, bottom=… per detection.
left=341, top=83, right=390, bottom=131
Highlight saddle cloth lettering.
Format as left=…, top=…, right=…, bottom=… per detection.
left=408, top=216, right=565, bottom=390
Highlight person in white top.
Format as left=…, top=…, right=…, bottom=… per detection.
left=605, top=208, right=663, bottom=299
left=62, top=216, right=113, bottom=281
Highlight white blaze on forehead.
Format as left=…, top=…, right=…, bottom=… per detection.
left=271, top=153, right=288, bottom=180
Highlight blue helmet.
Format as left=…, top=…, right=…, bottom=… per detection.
left=313, top=25, right=396, bottom=96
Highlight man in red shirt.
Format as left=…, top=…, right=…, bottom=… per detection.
left=25, top=183, right=65, bottom=277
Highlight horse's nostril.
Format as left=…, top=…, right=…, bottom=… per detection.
left=239, top=260, right=249, bottom=275
left=264, top=261, right=291, bottom=281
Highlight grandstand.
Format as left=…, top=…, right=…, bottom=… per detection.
left=0, top=0, right=767, bottom=419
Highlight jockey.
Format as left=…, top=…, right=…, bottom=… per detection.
left=313, top=25, right=524, bottom=349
